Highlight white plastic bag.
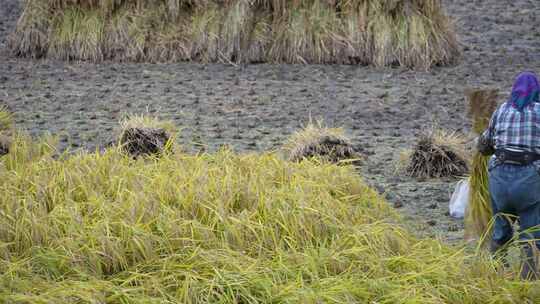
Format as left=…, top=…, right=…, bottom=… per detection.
left=449, top=178, right=470, bottom=219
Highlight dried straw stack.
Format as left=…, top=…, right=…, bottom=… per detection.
left=464, top=88, right=499, bottom=244
left=0, top=107, right=13, bottom=156
left=9, top=0, right=460, bottom=69
left=118, top=115, right=176, bottom=158
left=284, top=122, right=361, bottom=165
left=406, top=129, right=468, bottom=179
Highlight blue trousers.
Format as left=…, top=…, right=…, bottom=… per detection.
left=488, top=162, right=540, bottom=279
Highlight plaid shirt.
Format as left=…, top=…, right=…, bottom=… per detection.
left=482, top=101, right=540, bottom=154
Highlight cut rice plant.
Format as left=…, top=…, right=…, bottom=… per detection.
left=465, top=88, right=499, bottom=245
left=7, top=0, right=50, bottom=58
left=118, top=115, right=177, bottom=158
left=466, top=88, right=499, bottom=134
left=219, top=0, right=255, bottom=63
left=0, top=107, right=13, bottom=156
left=103, top=7, right=156, bottom=61
left=405, top=128, right=469, bottom=179
left=48, top=7, right=105, bottom=61
left=10, top=0, right=460, bottom=68
left=0, top=134, right=10, bottom=156
left=0, top=107, right=13, bottom=132
left=268, top=1, right=341, bottom=64
left=188, top=4, right=222, bottom=62
left=283, top=121, right=361, bottom=165
left=465, top=152, right=492, bottom=243
left=0, top=132, right=540, bottom=302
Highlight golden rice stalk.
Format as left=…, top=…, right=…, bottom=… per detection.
left=188, top=4, right=221, bottom=62
left=340, top=1, right=369, bottom=64
left=218, top=0, right=255, bottom=63
left=8, top=0, right=50, bottom=58
left=464, top=88, right=499, bottom=244
left=268, top=1, right=342, bottom=64
left=48, top=7, right=105, bottom=61
left=244, top=10, right=271, bottom=63
left=147, top=9, right=192, bottom=62
left=466, top=88, right=499, bottom=134
left=0, top=131, right=538, bottom=302
left=465, top=153, right=491, bottom=243
left=102, top=7, right=155, bottom=62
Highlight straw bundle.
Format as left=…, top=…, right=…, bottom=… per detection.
left=0, top=135, right=10, bottom=156
left=405, top=129, right=469, bottom=179
left=0, top=108, right=13, bottom=156
left=118, top=115, right=176, bottom=158
left=466, top=89, right=499, bottom=134
left=284, top=122, right=361, bottom=164
left=9, top=0, right=460, bottom=69
left=464, top=88, right=499, bottom=244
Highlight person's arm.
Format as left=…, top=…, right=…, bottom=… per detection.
left=477, top=109, right=498, bottom=156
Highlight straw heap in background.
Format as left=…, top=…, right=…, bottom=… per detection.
left=464, top=88, right=499, bottom=244
left=9, top=0, right=460, bottom=69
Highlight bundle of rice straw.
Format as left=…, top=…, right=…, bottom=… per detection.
left=405, top=129, right=468, bottom=179
left=118, top=115, right=176, bottom=158
left=0, top=107, right=13, bottom=156
left=284, top=122, right=361, bottom=165
left=9, top=0, right=460, bottom=69
left=464, top=88, right=499, bottom=244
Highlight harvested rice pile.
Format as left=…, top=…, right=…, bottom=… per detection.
left=118, top=115, right=175, bottom=158
left=1, top=133, right=540, bottom=302
left=284, top=122, right=360, bottom=164
left=465, top=88, right=499, bottom=243
left=0, top=108, right=13, bottom=156
left=9, top=0, right=460, bottom=69
left=405, top=129, right=469, bottom=179
left=0, top=135, right=10, bottom=156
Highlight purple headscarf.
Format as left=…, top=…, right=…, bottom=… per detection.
left=510, top=71, right=540, bottom=111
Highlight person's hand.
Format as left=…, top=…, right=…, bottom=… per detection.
left=477, top=135, right=495, bottom=155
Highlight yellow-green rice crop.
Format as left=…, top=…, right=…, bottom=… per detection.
left=465, top=89, right=499, bottom=245
left=1, top=133, right=540, bottom=302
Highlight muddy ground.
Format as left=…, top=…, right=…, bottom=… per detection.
left=1, top=0, right=539, bottom=243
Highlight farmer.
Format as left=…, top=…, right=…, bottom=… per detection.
left=477, top=71, right=540, bottom=280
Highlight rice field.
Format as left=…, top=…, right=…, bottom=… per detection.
left=2, top=0, right=540, bottom=302
left=0, top=130, right=539, bottom=303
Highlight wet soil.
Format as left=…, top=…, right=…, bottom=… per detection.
left=1, top=0, right=539, bottom=243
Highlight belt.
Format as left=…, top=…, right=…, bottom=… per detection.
left=495, top=149, right=540, bottom=165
